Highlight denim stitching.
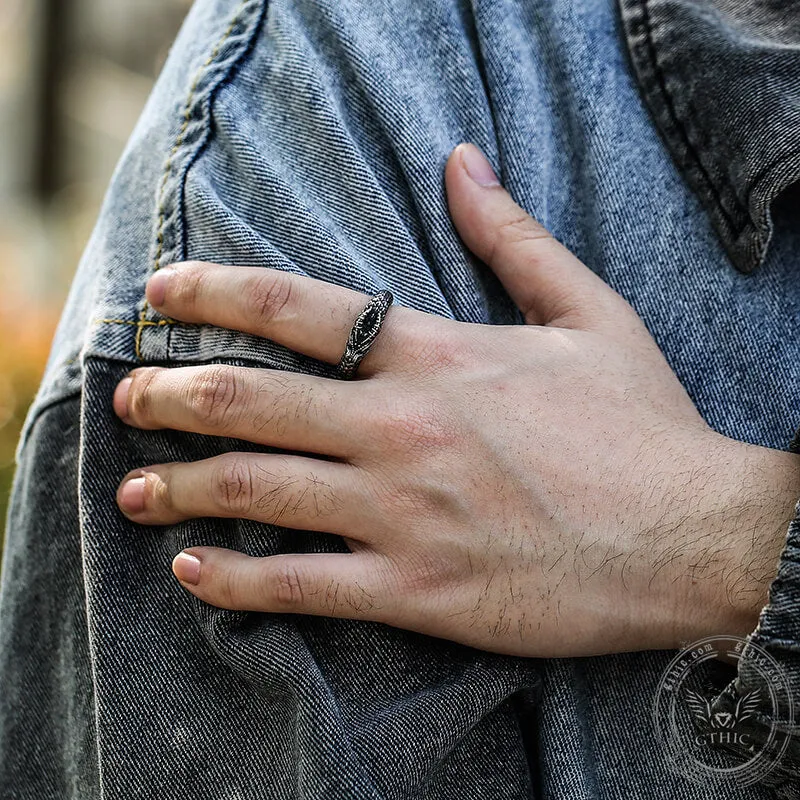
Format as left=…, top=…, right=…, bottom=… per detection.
left=640, top=0, right=746, bottom=238
left=93, top=318, right=181, bottom=327
left=134, top=0, right=253, bottom=362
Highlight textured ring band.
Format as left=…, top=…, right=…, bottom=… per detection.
left=336, top=289, right=394, bottom=380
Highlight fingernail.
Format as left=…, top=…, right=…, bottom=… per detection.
left=114, top=377, right=132, bottom=419
left=460, top=143, right=500, bottom=187
left=147, top=267, right=175, bottom=306
left=119, top=476, right=146, bottom=514
left=173, top=552, right=201, bottom=585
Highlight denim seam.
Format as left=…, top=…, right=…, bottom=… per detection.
left=638, top=0, right=747, bottom=238
left=137, top=0, right=248, bottom=360
left=93, top=317, right=181, bottom=328
left=134, top=0, right=266, bottom=362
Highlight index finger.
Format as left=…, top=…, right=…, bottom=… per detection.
left=145, top=261, right=422, bottom=376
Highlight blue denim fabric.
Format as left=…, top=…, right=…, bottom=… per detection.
left=3, top=0, right=800, bottom=797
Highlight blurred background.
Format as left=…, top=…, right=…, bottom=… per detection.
left=0, top=0, right=192, bottom=542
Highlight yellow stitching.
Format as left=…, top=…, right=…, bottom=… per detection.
left=96, top=318, right=180, bottom=325
left=136, top=0, right=251, bottom=362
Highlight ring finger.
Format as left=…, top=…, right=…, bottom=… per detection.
left=116, top=452, right=374, bottom=537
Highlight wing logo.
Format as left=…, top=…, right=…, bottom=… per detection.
left=652, top=635, right=793, bottom=788
left=683, top=688, right=762, bottom=748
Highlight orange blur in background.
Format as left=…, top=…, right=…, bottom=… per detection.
left=0, top=0, right=191, bottom=545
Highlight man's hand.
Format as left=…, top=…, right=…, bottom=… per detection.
left=112, top=142, right=800, bottom=657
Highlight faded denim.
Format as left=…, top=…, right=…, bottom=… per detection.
left=2, top=0, right=800, bottom=797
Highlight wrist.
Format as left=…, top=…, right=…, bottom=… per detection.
left=667, top=433, right=800, bottom=647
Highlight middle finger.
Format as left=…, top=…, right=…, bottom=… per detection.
left=115, top=364, right=369, bottom=458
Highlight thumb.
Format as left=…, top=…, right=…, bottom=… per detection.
left=445, top=142, right=630, bottom=329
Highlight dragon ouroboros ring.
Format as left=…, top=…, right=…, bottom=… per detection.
left=336, top=289, right=394, bottom=380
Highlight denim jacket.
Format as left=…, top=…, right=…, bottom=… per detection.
left=619, top=0, right=800, bottom=793
left=6, top=0, right=800, bottom=796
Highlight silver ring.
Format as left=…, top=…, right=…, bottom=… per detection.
left=336, top=290, right=394, bottom=380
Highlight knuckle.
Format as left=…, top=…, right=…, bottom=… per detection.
left=377, top=401, right=457, bottom=454
left=248, top=271, right=294, bottom=325
left=380, top=479, right=450, bottom=524
left=127, top=367, right=163, bottom=421
left=271, top=563, right=307, bottom=607
left=187, top=366, right=240, bottom=428
left=211, top=455, right=255, bottom=515
left=402, top=327, right=469, bottom=372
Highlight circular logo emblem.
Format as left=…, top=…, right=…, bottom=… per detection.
left=653, top=635, right=793, bottom=788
